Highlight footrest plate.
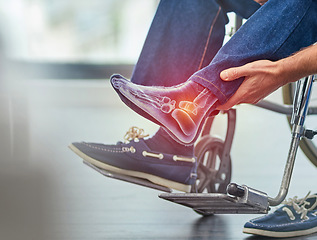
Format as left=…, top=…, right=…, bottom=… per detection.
left=159, top=193, right=269, bottom=214
left=83, top=161, right=172, bottom=193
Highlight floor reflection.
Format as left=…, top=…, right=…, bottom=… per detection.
left=190, top=215, right=229, bottom=239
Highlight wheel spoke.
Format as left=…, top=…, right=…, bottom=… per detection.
left=193, top=137, right=232, bottom=193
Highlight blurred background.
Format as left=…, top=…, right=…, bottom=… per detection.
left=1, top=1, right=316, bottom=240
left=1, top=0, right=157, bottom=62
left=0, top=1, right=158, bottom=239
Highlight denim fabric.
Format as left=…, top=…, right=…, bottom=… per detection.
left=217, top=0, right=260, bottom=19
left=131, top=0, right=259, bottom=87
left=192, top=0, right=317, bottom=104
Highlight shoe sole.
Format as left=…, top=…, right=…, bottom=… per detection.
left=243, top=226, right=317, bottom=238
left=69, top=144, right=191, bottom=192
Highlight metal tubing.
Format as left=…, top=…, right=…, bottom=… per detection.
left=255, top=100, right=293, bottom=115
left=222, top=109, right=236, bottom=160
left=268, top=134, right=301, bottom=206
left=268, top=75, right=314, bottom=206
left=255, top=99, right=317, bottom=116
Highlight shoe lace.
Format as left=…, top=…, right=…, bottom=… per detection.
left=124, top=126, right=149, bottom=141
left=282, top=192, right=317, bottom=220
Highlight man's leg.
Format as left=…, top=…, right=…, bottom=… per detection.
left=131, top=0, right=260, bottom=88
left=111, top=0, right=317, bottom=145
left=70, top=0, right=232, bottom=192
left=131, top=0, right=227, bottom=87
left=128, top=0, right=229, bottom=155
left=192, top=0, right=317, bottom=104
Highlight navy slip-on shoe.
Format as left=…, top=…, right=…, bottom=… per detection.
left=69, top=138, right=197, bottom=192
left=243, top=193, right=317, bottom=238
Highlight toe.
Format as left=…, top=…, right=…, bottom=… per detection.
left=110, top=74, right=129, bottom=89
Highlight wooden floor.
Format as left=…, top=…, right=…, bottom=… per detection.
left=1, top=79, right=317, bottom=240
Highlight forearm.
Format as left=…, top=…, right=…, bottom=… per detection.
left=278, top=44, right=317, bottom=84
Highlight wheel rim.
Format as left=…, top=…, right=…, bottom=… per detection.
left=192, top=136, right=231, bottom=193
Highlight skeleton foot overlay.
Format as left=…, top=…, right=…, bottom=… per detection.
left=112, top=76, right=216, bottom=143
left=112, top=77, right=176, bottom=113
left=178, top=89, right=210, bottom=115
left=172, top=89, right=211, bottom=136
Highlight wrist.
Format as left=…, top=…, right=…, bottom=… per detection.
left=277, top=56, right=304, bottom=84
left=278, top=44, right=317, bottom=83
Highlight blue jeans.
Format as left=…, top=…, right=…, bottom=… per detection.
left=130, top=0, right=317, bottom=105
left=131, top=0, right=260, bottom=87
left=192, top=0, right=317, bottom=104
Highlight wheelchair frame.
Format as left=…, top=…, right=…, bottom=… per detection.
left=160, top=74, right=316, bottom=214
left=84, top=75, right=316, bottom=215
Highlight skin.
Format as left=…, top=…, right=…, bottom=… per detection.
left=254, top=0, right=268, bottom=5
left=217, top=44, right=317, bottom=110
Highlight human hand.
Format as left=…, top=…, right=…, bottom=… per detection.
left=217, top=60, right=287, bottom=110
left=253, top=0, right=268, bottom=5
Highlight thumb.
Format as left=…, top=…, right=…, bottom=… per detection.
left=220, top=65, right=249, bottom=81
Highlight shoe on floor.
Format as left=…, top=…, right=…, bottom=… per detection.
left=243, top=192, right=317, bottom=238
left=69, top=128, right=197, bottom=192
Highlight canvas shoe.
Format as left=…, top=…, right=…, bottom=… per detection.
left=243, top=192, right=317, bottom=238
left=69, top=128, right=197, bottom=192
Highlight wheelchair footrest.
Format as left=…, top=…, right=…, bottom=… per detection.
left=159, top=192, right=269, bottom=214
left=83, top=161, right=172, bottom=193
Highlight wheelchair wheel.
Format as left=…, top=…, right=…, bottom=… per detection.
left=191, top=136, right=232, bottom=216
left=192, top=135, right=232, bottom=194
left=282, top=82, right=317, bottom=167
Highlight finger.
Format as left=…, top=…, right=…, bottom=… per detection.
left=217, top=84, right=250, bottom=110
left=220, top=65, right=250, bottom=81
left=217, top=95, right=240, bottom=110
left=217, top=102, right=234, bottom=111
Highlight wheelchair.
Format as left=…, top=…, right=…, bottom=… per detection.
left=84, top=74, right=317, bottom=216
